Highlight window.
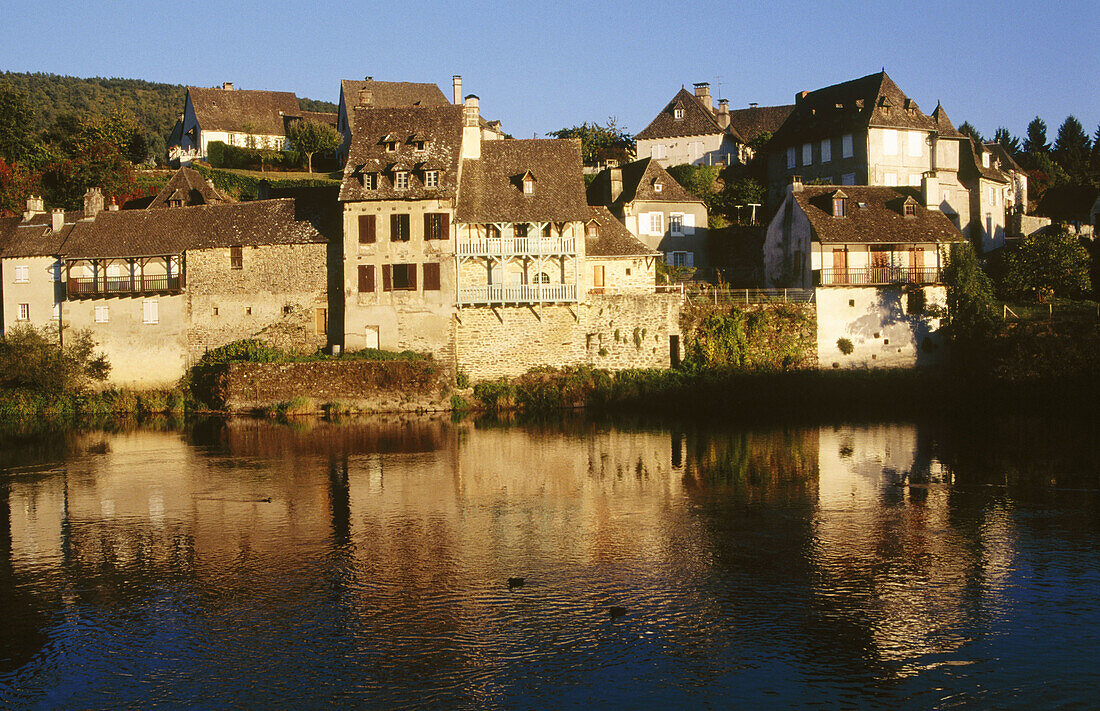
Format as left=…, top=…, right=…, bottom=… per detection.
left=802, top=142, right=812, bottom=166
left=230, top=246, right=243, bottom=270
left=670, top=213, right=684, bottom=235
left=904, top=202, right=916, bottom=217
left=14, top=265, right=28, bottom=283
left=592, top=264, right=605, bottom=289
left=884, top=172, right=898, bottom=186
left=142, top=299, right=158, bottom=325
left=882, top=129, right=898, bottom=155
left=820, top=139, right=831, bottom=163
left=385, top=140, right=397, bottom=152
left=390, top=213, right=410, bottom=241
left=649, top=212, right=664, bottom=235
left=654, top=182, right=663, bottom=193
left=786, top=147, right=796, bottom=169
left=358, top=264, right=375, bottom=292
left=424, top=170, right=439, bottom=188
left=523, top=177, right=535, bottom=194
left=653, top=144, right=666, bottom=160
left=16, top=303, right=29, bottom=321
left=390, top=263, right=416, bottom=290
left=535, top=272, right=550, bottom=284
left=982, top=152, right=990, bottom=168
left=422, top=262, right=441, bottom=291
left=514, top=223, right=529, bottom=238
left=586, top=222, right=599, bottom=238
left=673, top=107, right=684, bottom=120
left=842, top=133, right=854, bottom=158
left=394, top=171, right=409, bottom=189
left=833, top=198, right=847, bottom=217
left=542, top=223, right=552, bottom=238
left=363, top=172, right=377, bottom=190
left=672, top=252, right=687, bottom=267
left=95, top=305, right=109, bottom=323
left=358, top=214, right=376, bottom=244
left=841, top=173, right=856, bottom=185
left=424, top=213, right=449, bottom=240
left=908, top=131, right=922, bottom=157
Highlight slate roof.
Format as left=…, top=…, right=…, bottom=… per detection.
left=986, top=142, right=1024, bottom=175
left=636, top=87, right=745, bottom=142
left=456, top=139, right=590, bottom=223
left=793, top=185, right=963, bottom=244
left=60, top=199, right=325, bottom=259
left=586, top=206, right=659, bottom=257
left=339, top=105, right=465, bottom=203
left=147, top=167, right=230, bottom=209
left=188, top=87, right=300, bottom=135
left=726, top=104, right=795, bottom=144
left=340, top=79, right=450, bottom=135
left=771, top=72, right=965, bottom=148
left=298, top=111, right=338, bottom=128
left=1, top=213, right=80, bottom=258
left=960, top=136, right=1011, bottom=185
left=587, top=158, right=704, bottom=210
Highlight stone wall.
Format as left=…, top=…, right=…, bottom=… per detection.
left=816, top=285, right=947, bottom=369
left=219, top=359, right=451, bottom=412
left=454, top=293, right=683, bottom=380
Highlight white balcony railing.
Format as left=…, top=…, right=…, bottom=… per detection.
left=456, top=237, right=576, bottom=256
left=457, top=283, right=578, bottom=305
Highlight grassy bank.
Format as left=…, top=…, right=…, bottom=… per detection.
left=0, top=388, right=192, bottom=420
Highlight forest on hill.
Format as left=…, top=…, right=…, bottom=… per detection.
left=0, top=71, right=337, bottom=159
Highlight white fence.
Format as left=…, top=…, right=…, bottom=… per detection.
left=457, top=283, right=578, bottom=305
left=456, top=237, right=576, bottom=256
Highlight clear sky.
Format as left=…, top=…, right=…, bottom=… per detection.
left=2, top=0, right=1096, bottom=143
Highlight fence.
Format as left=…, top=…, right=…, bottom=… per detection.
left=688, top=288, right=815, bottom=305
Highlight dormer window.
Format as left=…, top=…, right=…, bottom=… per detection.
left=521, top=171, right=536, bottom=195
left=586, top=221, right=599, bottom=238
left=363, top=172, right=377, bottom=190
left=382, top=134, right=398, bottom=152
left=410, top=133, right=428, bottom=151
left=654, top=181, right=663, bottom=193
left=673, top=107, right=684, bottom=120
left=424, top=170, right=439, bottom=189
left=830, top=189, right=848, bottom=217
left=981, top=152, right=990, bottom=168
left=394, top=171, right=409, bottom=190
left=904, top=202, right=916, bottom=217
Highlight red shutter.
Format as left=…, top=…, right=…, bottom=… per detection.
left=408, top=263, right=417, bottom=290
left=358, top=264, right=374, bottom=292
left=358, top=215, right=376, bottom=243
left=440, top=213, right=449, bottom=239
left=423, top=263, right=440, bottom=290
left=382, top=264, right=392, bottom=291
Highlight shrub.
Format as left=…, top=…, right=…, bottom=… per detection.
left=1001, top=228, right=1092, bottom=302
left=0, top=325, right=109, bottom=394
left=837, top=338, right=854, bottom=355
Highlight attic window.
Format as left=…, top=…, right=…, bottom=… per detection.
left=673, top=106, right=684, bottom=120
left=904, top=202, right=916, bottom=217
left=587, top=222, right=599, bottom=238
left=833, top=196, right=848, bottom=217
left=521, top=172, right=536, bottom=195
left=394, top=171, right=409, bottom=190
left=654, top=181, right=663, bottom=193
left=982, top=152, right=990, bottom=168
left=363, top=172, right=377, bottom=190
left=424, top=170, right=439, bottom=188
left=382, top=134, right=398, bottom=152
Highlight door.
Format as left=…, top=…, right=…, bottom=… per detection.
left=592, top=265, right=605, bottom=293
left=909, top=248, right=924, bottom=282
left=870, top=246, right=890, bottom=284
left=832, top=248, right=848, bottom=285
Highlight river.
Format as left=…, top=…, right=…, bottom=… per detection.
left=1, top=414, right=1098, bottom=709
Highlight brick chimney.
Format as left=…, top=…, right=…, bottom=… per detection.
left=717, top=99, right=730, bottom=129
left=108, top=198, right=119, bottom=212
left=51, top=208, right=65, bottom=232
left=452, top=75, right=462, bottom=105
left=83, top=187, right=104, bottom=219
left=462, top=95, right=481, bottom=160
left=222, top=81, right=234, bottom=91
left=921, top=171, right=940, bottom=210
left=694, top=82, right=712, bottom=111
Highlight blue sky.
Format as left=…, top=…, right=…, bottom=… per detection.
left=2, top=0, right=1097, bottom=143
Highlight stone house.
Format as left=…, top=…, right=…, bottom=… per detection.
left=169, top=82, right=337, bottom=165
left=145, top=166, right=230, bottom=209
left=339, top=95, right=682, bottom=378
left=584, top=206, right=662, bottom=292
left=764, top=178, right=963, bottom=368
left=336, top=77, right=451, bottom=164
left=766, top=72, right=970, bottom=231
left=958, top=137, right=1035, bottom=252
left=587, top=158, right=709, bottom=271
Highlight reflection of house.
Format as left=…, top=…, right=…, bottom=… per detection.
left=587, top=158, right=709, bottom=271
left=766, top=72, right=970, bottom=231
left=764, top=178, right=963, bottom=367
left=169, top=82, right=337, bottom=165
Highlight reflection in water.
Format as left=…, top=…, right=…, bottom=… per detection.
left=0, top=415, right=1098, bottom=708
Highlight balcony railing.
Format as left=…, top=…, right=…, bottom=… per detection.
left=456, top=237, right=576, bottom=257
left=816, top=266, right=941, bottom=287
left=67, top=275, right=184, bottom=298
left=457, top=283, right=578, bottom=305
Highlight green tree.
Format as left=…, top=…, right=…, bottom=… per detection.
left=993, top=127, right=1020, bottom=156
left=286, top=118, right=340, bottom=173
left=1024, top=117, right=1049, bottom=155
left=1053, top=115, right=1091, bottom=180
left=940, top=242, right=998, bottom=372
left=958, top=121, right=984, bottom=143
left=1002, top=229, right=1092, bottom=302
left=40, top=139, right=138, bottom=209
left=0, top=157, right=41, bottom=216
left=0, top=84, right=37, bottom=162
left=546, top=119, right=635, bottom=166
left=0, top=325, right=109, bottom=394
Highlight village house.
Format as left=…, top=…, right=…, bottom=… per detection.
left=587, top=158, right=709, bottom=272
left=956, top=136, right=1042, bottom=253
left=339, top=93, right=681, bottom=378
left=169, top=82, right=337, bottom=165
left=336, top=77, right=451, bottom=164
left=764, top=177, right=963, bottom=368
left=765, top=72, right=971, bottom=232
left=0, top=198, right=75, bottom=334
left=635, top=82, right=792, bottom=168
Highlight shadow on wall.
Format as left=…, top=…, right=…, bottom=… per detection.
left=845, top=287, right=941, bottom=366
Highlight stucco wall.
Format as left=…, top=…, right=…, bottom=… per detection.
left=815, top=285, right=947, bottom=369
left=1, top=256, right=62, bottom=333
left=625, top=199, right=709, bottom=268
left=637, top=133, right=739, bottom=168
left=587, top=255, right=658, bottom=293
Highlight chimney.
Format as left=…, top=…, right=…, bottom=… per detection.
left=83, top=187, right=104, bottom=219
left=108, top=198, right=119, bottom=212
left=610, top=167, right=623, bottom=202
left=921, top=171, right=940, bottom=210
left=462, top=95, right=481, bottom=160
left=357, top=89, right=373, bottom=107
left=717, top=99, right=730, bottom=129
left=795, top=90, right=809, bottom=104
left=364, top=76, right=372, bottom=81
left=452, top=75, right=462, bottom=105
left=51, top=208, right=65, bottom=233
left=749, top=102, right=759, bottom=109
left=789, top=175, right=803, bottom=193
left=24, top=195, right=45, bottom=219
left=222, top=81, right=234, bottom=91
left=693, top=82, right=712, bottom=111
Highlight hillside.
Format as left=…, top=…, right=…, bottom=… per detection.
left=0, top=71, right=338, bottom=156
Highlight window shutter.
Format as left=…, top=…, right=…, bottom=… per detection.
left=390, top=214, right=399, bottom=241
left=408, top=263, right=417, bottom=290
left=683, top=213, right=695, bottom=235
left=358, top=264, right=374, bottom=292
left=440, top=213, right=449, bottom=239
left=423, top=214, right=432, bottom=241
left=664, top=252, right=672, bottom=265
left=641, top=213, right=651, bottom=235
left=359, top=214, right=376, bottom=243
left=685, top=252, right=695, bottom=268
left=423, top=262, right=440, bottom=290
left=382, top=264, right=392, bottom=291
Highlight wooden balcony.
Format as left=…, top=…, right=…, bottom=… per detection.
left=67, top=275, right=184, bottom=298
left=816, top=267, right=941, bottom=287
left=456, top=236, right=576, bottom=257
left=457, top=283, right=578, bottom=305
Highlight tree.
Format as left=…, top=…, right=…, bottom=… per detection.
left=0, top=84, right=36, bottom=163
left=1024, top=117, right=1049, bottom=155
left=0, top=325, right=109, bottom=394
left=40, top=139, right=138, bottom=209
left=1002, top=229, right=1092, bottom=302
left=285, top=118, right=340, bottom=173
left=1053, top=115, right=1092, bottom=180
left=993, top=127, right=1020, bottom=156
left=958, top=121, right=984, bottom=143
left=546, top=119, right=635, bottom=166
left=1090, top=123, right=1100, bottom=184
left=939, top=242, right=998, bottom=372
left=0, top=156, right=41, bottom=216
